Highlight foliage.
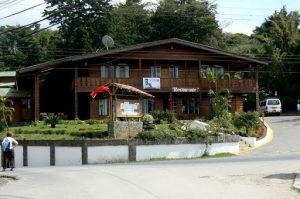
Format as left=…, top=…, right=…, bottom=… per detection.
left=44, top=0, right=112, bottom=52
left=136, top=128, right=177, bottom=141
left=109, top=0, right=151, bottom=47
left=207, top=113, right=236, bottom=135
left=150, top=0, right=222, bottom=47
left=0, top=25, right=60, bottom=69
left=85, top=119, right=109, bottom=125
left=252, top=7, right=300, bottom=110
left=150, top=110, right=176, bottom=124
left=184, top=127, right=208, bottom=141
left=45, top=114, right=61, bottom=128
left=0, top=96, right=14, bottom=128
left=233, top=111, right=261, bottom=137
left=209, top=88, right=232, bottom=119
left=142, top=114, right=154, bottom=123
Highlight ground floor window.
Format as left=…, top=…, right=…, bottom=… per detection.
left=142, top=99, right=155, bottom=114
left=181, top=98, right=199, bottom=114
left=99, top=99, right=108, bottom=116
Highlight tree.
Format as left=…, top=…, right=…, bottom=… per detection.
left=252, top=7, right=300, bottom=110
left=108, top=0, right=151, bottom=47
left=0, top=96, right=14, bottom=129
left=44, top=0, right=112, bottom=52
left=150, top=0, right=222, bottom=46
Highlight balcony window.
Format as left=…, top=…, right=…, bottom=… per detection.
left=101, top=63, right=129, bottom=78
left=213, top=65, right=224, bottom=79
left=99, top=99, right=108, bottom=116
left=151, top=65, right=161, bottom=77
left=182, top=98, right=199, bottom=114
left=169, top=65, right=179, bottom=78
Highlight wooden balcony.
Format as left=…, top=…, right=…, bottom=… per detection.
left=75, top=77, right=257, bottom=93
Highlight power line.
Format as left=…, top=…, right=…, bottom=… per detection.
left=0, top=2, right=46, bottom=20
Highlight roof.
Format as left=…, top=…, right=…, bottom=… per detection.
left=18, top=38, right=268, bottom=74
left=0, top=88, right=30, bottom=98
left=0, top=71, right=16, bottom=77
left=106, top=83, right=154, bottom=98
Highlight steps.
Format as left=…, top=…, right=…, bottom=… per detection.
left=239, top=140, right=252, bottom=153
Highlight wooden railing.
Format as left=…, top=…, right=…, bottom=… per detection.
left=75, top=77, right=257, bottom=93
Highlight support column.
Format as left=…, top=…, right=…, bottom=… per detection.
left=198, top=60, right=202, bottom=117
left=34, top=73, right=40, bottom=121
left=139, top=59, right=142, bottom=88
left=255, top=68, right=259, bottom=111
left=74, top=66, right=78, bottom=119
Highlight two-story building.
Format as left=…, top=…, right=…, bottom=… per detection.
left=17, top=38, right=267, bottom=121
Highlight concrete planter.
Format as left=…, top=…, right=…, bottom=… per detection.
left=108, top=121, right=143, bottom=139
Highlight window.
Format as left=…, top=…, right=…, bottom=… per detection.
left=213, top=65, right=224, bottom=79
left=99, top=99, right=108, bottom=116
left=151, top=65, right=161, bottom=77
left=201, top=65, right=209, bottom=78
left=182, top=98, right=199, bottom=114
left=169, top=65, right=179, bottom=78
left=101, top=63, right=129, bottom=78
left=142, top=99, right=155, bottom=114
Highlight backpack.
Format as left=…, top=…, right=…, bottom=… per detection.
left=2, top=138, right=10, bottom=152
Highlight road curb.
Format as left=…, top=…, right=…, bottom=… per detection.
left=238, top=119, right=274, bottom=154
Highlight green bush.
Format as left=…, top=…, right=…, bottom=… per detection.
left=150, top=110, right=176, bottom=124
left=62, top=120, right=85, bottom=125
left=142, top=114, right=154, bottom=123
left=45, top=115, right=61, bottom=128
left=207, top=112, right=236, bottom=135
left=185, top=127, right=209, bottom=141
left=137, top=129, right=177, bottom=141
left=233, top=111, right=261, bottom=137
left=70, top=131, right=108, bottom=138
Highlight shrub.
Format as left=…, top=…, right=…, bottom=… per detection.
left=70, top=131, right=108, bottom=138
left=185, top=127, right=209, bottom=141
left=233, top=111, right=261, bottom=137
left=150, top=110, right=176, bottom=124
left=207, top=112, right=236, bottom=135
left=142, top=114, right=154, bottom=123
left=45, top=115, right=61, bottom=128
left=137, top=129, right=177, bottom=141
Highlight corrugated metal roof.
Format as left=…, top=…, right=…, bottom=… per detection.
left=0, top=71, right=16, bottom=77
left=0, top=88, right=30, bottom=98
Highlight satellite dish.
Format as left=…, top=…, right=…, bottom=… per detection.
left=102, top=35, right=114, bottom=51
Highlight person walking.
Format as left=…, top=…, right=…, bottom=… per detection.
left=2, top=131, right=18, bottom=171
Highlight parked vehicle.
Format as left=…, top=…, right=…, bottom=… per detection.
left=259, top=98, right=282, bottom=116
left=297, top=100, right=300, bottom=114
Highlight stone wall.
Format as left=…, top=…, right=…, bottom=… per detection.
left=108, top=121, right=143, bottom=139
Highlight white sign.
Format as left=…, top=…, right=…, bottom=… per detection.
left=120, top=102, right=139, bottom=116
left=143, top=78, right=160, bottom=89
left=172, top=87, right=199, bottom=92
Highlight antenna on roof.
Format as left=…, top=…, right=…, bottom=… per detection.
left=102, top=35, right=114, bottom=51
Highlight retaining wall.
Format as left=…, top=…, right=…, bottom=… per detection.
left=1, top=135, right=239, bottom=167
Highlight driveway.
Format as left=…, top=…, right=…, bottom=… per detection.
left=0, top=116, right=300, bottom=199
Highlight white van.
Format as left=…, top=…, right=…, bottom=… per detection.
left=259, top=98, right=282, bottom=116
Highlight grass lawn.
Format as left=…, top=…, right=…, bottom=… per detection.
left=1, top=122, right=108, bottom=140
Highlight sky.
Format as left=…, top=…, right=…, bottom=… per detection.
left=0, top=0, right=299, bottom=35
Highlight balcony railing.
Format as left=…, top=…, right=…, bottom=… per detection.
left=75, top=77, right=256, bottom=93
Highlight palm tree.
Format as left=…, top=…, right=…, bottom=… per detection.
left=0, top=96, right=14, bottom=128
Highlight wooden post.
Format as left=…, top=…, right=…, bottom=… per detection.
left=255, top=67, right=259, bottom=111
left=139, top=59, right=142, bottom=88
left=74, top=65, right=78, bottom=119
left=198, top=60, right=202, bottom=117
left=23, top=138, right=28, bottom=166
left=34, top=73, right=40, bottom=121
left=50, top=142, right=55, bottom=166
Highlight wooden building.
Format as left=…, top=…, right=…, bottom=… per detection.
left=0, top=71, right=31, bottom=122
left=17, top=38, right=267, bottom=121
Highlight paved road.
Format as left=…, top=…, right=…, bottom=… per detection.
left=0, top=116, right=300, bottom=199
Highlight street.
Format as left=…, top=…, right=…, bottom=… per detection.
left=0, top=116, right=300, bottom=199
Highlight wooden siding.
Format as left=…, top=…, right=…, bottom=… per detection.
left=75, top=77, right=256, bottom=93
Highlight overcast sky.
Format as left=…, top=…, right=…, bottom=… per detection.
left=0, top=0, right=299, bottom=35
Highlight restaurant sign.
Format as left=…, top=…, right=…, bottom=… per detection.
left=172, top=87, right=199, bottom=92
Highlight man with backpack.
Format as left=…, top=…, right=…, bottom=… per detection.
left=2, top=131, right=18, bottom=171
